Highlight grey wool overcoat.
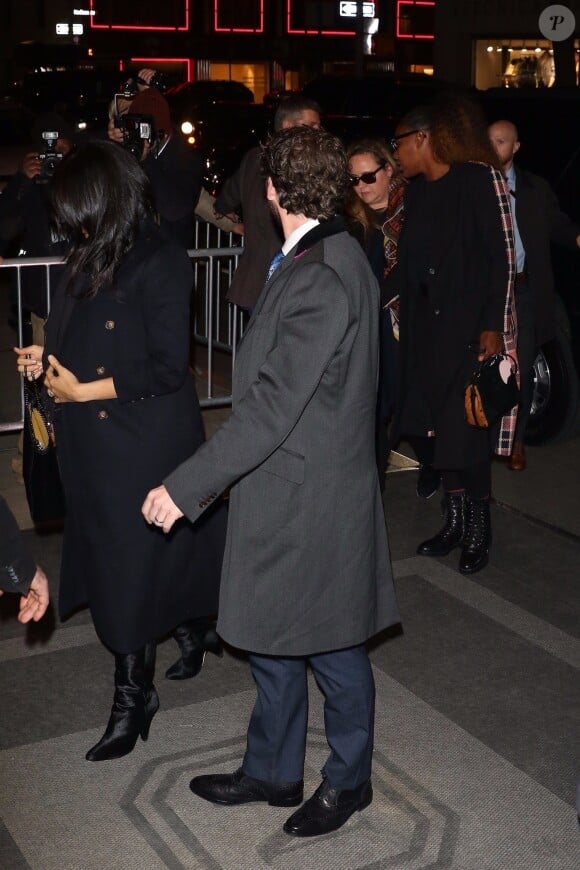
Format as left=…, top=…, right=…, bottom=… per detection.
left=165, top=218, right=400, bottom=655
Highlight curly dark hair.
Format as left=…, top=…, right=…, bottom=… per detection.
left=49, top=140, right=154, bottom=296
left=260, top=127, right=349, bottom=220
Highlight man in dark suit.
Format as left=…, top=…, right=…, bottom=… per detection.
left=143, top=126, right=400, bottom=838
left=489, top=120, right=580, bottom=470
left=214, top=95, right=321, bottom=310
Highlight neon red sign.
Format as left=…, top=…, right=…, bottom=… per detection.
left=214, top=0, right=264, bottom=33
left=131, top=57, right=193, bottom=82
left=287, top=1, right=355, bottom=36
left=396, top=1, right=435, bottom=40
left=89, top=0, right=189, bottom=31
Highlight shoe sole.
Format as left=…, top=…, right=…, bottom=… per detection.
left=189, top=785, right=303, bottom=807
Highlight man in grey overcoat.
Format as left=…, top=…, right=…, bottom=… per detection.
left=143, top=126, right=400, bottom=838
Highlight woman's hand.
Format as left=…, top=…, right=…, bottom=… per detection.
left=14, top=345, right=44, bottom=381
left=477, top=330, right=504, bottom=362
left=44, top=355, right=81, bottom=403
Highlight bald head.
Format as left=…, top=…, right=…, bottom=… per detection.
left=488, top=120, right=520, bottom=172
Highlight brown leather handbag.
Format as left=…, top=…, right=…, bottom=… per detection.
left=464, top=354, right=519, bottom=429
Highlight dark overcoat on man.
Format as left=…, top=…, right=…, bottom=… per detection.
left=165, top=218, right=399, bottom=656
left=43, top=224, right=225, bottom=653
left=513, top=165, right=579, bottom=347
left=215, top=146, right=283, bottom=308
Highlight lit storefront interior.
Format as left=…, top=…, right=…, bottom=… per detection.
left=474, top=38, right=580, bottom=90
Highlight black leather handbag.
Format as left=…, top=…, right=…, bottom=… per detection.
left=22, top=380, right=66, bottom=526
left=464, top=354, right=519, bottom=429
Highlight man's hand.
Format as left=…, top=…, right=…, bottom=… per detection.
left=18, top=566, right=49, bottom=623
left=107, top=117, right=124, bottom=145
left=142, top=485, right=184, bottom=534
left=44, top=354, right=81, bottom=403
left=478, top=330, right=504, bottom=361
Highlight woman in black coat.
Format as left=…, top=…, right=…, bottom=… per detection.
left=14, top=141, right=225, bottom=760
left=391, top=99, right=515, bottom=574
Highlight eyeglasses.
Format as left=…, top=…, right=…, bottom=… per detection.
left=390, top=129, right=425, bottom=151
left=348, top=163, right=386, bottom=186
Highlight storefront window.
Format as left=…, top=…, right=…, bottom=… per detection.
left=474, top=38, right=579, bottom=90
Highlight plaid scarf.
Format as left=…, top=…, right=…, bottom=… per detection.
left=382, top=177, right=406, bottom=278
left=485, top=164, right=518, bottom=456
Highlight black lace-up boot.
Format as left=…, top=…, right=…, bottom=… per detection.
left=417, top=492, right=466, bottom=557
left=459, top=497, right=491, bottom=574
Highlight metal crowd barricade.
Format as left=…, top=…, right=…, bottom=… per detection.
left=0, top=223, right=245, bottom=434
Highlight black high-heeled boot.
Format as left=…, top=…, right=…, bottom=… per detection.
left=459, top=497, right=491, bottom=574
left=417, top=492, right=466, bottom=557
left=86, top=645, right=159, bottom=762
left=165, top=617, right=223, bottom=680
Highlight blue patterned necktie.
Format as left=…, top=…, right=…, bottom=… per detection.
left=266, top=249, right=285, bottom=282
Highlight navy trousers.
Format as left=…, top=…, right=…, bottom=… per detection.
left=242, top=644, right=375, bottom=790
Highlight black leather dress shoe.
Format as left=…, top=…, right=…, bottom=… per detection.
left=189, top=767, right=303, bottom=807
left=283, top=778, right=373, bottom=837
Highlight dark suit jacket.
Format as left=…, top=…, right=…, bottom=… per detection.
left=515, top=165, right=580, bottom=346
left=215, top=146, right=283, bottom=307
left=0, top=496, right=35, bottom=595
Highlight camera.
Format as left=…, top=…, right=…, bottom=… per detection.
left=113, top=104, right=154, bottom=160
left=36, top=131, right=63, bottom=184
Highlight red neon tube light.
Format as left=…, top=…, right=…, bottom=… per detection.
left=287, top=1, right=355, bottom=36
left=90, top=0, right=189, bottom=31
left=131, top=57, right=193, bottom=82
left=214, top=0, right=264, bottom=33
left=396, top=1, right=435, bottom=40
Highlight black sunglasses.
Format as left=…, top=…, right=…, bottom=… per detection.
left=390, top=129, right=425, bottom=151
left=348, top=162, right=386, bottom=186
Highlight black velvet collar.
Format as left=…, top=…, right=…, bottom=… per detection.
left=294, top=216, right=347, bottom=256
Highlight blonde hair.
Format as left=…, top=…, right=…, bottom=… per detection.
left=346, top=139, right=401, bottom=237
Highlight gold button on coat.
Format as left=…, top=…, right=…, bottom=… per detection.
left=96, top=366, right=106, bottom=375
left=97, top=409, right=109, bottom=420
left=105, top=320, right=115, bottom=330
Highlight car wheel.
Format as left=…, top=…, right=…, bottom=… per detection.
left=525, top=328, right=580, bottom=445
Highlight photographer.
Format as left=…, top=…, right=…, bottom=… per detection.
left=0, top=112, right=74, bottom=334
left=107, top=87, right=203, bottom=249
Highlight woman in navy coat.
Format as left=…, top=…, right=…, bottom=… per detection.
left=15, top=141, right=225, bottom=761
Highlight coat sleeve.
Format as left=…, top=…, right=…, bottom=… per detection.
left=164, top=261, right=350, bottom=522
left=0, top=496, right=35, bottom=595
left=214, top=149, right=255, bottom=216
left=475, top=166, right=513, bottom=333
left=0, top=172, right=32, bottom=253
left=112, top=245, right=193, bottom=403
left=539, top=176, right=580, bottom=250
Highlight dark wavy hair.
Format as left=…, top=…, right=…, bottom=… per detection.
left=49, top=140, right=154, bottom=296
left=260, top=127, right=348, bottom=220
left=429, top=92, right=500, bottom=168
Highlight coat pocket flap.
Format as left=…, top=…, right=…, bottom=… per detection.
left=259, top=448, right=305, bottom=484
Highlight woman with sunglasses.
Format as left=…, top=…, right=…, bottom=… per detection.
left=346, top=139, right=437, bottom=494
left=389, top=96, right=516, bottom=574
